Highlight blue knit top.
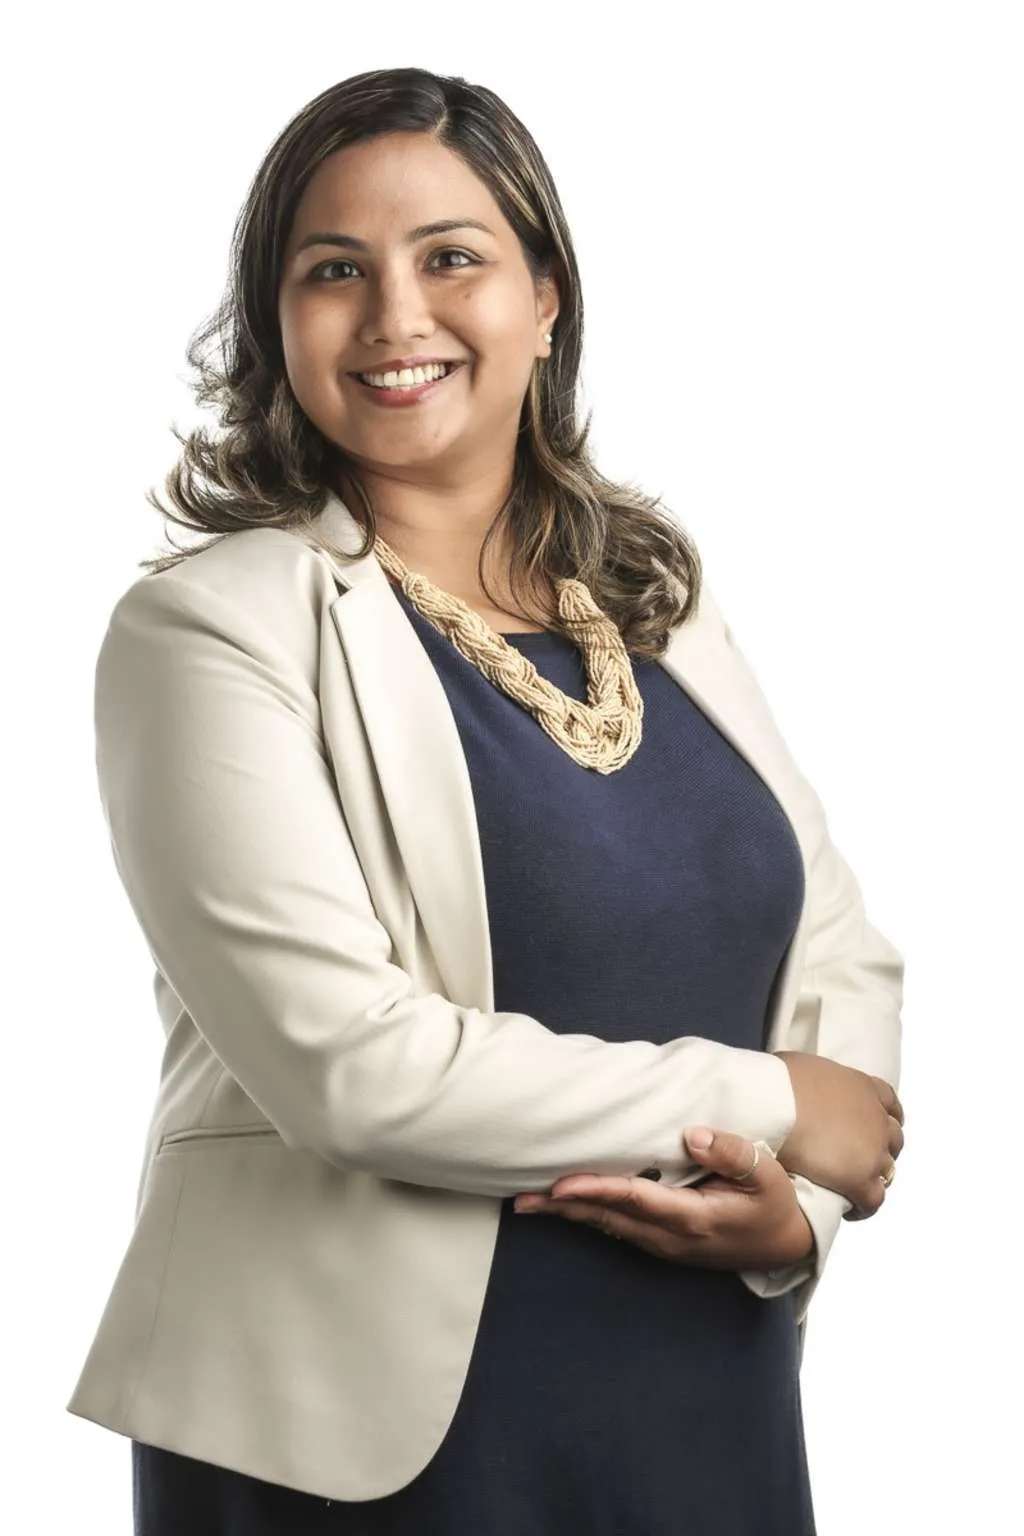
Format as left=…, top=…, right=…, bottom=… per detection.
left=375, top=589, right=816, bottom=1534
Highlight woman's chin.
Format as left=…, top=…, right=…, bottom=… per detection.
left=335, top=432, right=471, bottom=481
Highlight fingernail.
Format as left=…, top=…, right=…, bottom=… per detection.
left=688, top=1128, right=714, bottom=1150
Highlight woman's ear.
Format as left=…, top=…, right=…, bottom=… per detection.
left=534, top=268, right=561, bottom=354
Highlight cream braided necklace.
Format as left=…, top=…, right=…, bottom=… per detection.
left=373, top=535, right=644, bottom=774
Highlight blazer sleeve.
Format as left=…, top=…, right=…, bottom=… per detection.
left=94, top=568, right=802, bottom=1198
left=699, top=593, right=905, bottom=1321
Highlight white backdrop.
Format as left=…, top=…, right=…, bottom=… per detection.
left=4, top=3, right=1021, bottom=1530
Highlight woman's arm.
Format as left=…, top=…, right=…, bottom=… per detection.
left=95, top=564, right=806, bottom=1198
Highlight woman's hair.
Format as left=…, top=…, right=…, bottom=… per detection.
left=142, top=66, right=701, bottom=657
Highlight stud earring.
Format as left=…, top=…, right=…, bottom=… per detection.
left=544, top=332, right=553, bottom=343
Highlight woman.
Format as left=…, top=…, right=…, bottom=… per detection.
left=67, top=67, right=904, bottom=1534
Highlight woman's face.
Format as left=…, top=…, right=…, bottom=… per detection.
left=278, top=131, right=559, bottom=485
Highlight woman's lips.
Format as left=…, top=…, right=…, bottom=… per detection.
left=348, top=362, right=466, bottom=408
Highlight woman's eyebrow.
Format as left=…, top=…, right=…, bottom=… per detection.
left=293, top=218, right=496, bottom=256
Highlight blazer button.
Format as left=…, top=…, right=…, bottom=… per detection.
left=637, top=1166, right=662, bottom=1181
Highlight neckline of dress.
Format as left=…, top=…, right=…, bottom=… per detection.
left=392, top=585, right=569, bottom=646
left=497, top=628, right=567, bottom=643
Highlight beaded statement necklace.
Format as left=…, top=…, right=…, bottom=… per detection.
left=373, top=535, right=644, bottom=774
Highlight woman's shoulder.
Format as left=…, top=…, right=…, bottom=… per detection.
left=99, top=525, right=350, bottom=682
left=116, top=524, right=344, bottom=619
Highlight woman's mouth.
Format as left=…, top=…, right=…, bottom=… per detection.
left=348, top=360, right=466, bottom=407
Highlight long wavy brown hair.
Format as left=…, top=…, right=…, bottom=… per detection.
left=141, top=66, right=701, bottom=658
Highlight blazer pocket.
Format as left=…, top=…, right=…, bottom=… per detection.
left=157, top=1123, right=282, bottom=1155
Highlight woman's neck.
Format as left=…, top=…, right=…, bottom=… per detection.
left=338, top=468, right=556, bottom=625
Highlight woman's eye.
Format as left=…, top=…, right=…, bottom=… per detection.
left=311, top=258, right=360, bottom=282
left=430, top=249, right=477, bottom=271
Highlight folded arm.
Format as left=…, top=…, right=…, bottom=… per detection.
left=97, top=566, right=807, bottom=1199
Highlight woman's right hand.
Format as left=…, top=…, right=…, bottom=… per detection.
left=773, top=1051, right=904, bottom=1215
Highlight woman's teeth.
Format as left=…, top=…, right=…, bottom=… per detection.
left=358, top=362, right=454, bottom=389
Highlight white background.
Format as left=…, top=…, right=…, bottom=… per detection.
left=4, top=3, right=1021, bottom=1530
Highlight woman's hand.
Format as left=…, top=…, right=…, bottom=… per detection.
left=774, top=1051, right=904, bottom=1217
left=513, top=1128, right=815, bottom=1271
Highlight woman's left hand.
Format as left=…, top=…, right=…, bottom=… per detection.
left=513, top=1127, right=815, bottom=1271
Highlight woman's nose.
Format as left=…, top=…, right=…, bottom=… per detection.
left=356, top=268, right=435, bottom=349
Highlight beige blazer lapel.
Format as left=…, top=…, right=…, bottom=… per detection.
left=330, top=576, right=495, bottom=1012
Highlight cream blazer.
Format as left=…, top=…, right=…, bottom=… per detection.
left=66, top=492, right=903, bottom=1503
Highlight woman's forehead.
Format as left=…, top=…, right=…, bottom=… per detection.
left=289, top=134, right=506, bottom=240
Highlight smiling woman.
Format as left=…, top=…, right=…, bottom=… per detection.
left=68, top=64, right=903, bottom=1536
left=134, top=68, right=704, bottom=649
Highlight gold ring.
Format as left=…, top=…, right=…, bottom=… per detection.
left=881, top=1164, right=896, bottom=1188
left=734, top=1144, right=760, bottom=1182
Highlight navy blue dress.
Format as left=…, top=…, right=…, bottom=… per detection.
left=133, top=589, right=815, bottom=1535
